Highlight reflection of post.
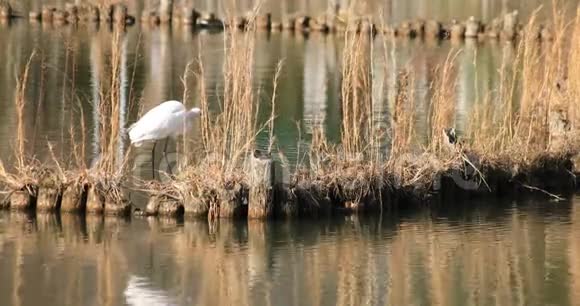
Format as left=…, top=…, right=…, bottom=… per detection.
left=247, top=221, right=271, bottom=303
left=118, top=33, right=128, bottom=167
left=571, top=204, right=580, bottom=304
left=89, top=34, right=102, bottom=166
left=456, top=41, right=477, bottom=132
left=303, top=35, right=328, bottom=133
left=143, top=26, right=172, bottom=109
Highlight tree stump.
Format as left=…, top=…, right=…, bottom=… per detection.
left=61, top=183, right=88, bottom=213
left=248, top=151, right=275, bottom=219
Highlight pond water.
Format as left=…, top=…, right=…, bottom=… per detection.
left=0, top=196, right=579, bottom=306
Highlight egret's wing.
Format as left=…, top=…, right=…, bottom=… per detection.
left=128, top=101, right=185, bottom=143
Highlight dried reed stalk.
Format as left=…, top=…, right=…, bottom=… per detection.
left=340, top=31, right=373, bottom=161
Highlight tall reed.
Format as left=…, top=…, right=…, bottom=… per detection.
left=199, top=26, right=257, bottom=177
left=428, top=51, right=459, bottom=154
left=467, top=7, right=579, bottom=162
left=340, top=31, right=373, bottom=162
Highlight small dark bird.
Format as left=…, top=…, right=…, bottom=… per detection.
left=443, top=127, right=457, bottom=145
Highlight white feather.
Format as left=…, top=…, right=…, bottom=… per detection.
left=128, top=100, right=201, bottom=145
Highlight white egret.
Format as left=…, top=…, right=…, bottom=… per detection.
left=128, top=100, right=201, bottom=177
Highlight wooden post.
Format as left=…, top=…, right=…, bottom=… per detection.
left=112, top=4, right=128, bottom=25
left=104, top=197, right=131, bottom=216
left=10, top=187, right=37, bottom=211
left=248, top=150, right=275, bottom=219
left=184, top=191, right=209, bottom=217
left=181, top=5, right=200, bottom=26
left=61, top=183, right=88, bottom=213
left=450, top=20, right=465, bottom=40
left=146, top=195, right=183, bottom=217
left=159, top=0, right=173, bottom=23
left=37, top=187, right=62, bottom=212
left=0, top=2, right=12, bottom=18
left=41, top=5, right=55, bottom=22
left=425, top=20, right=442, bottom=38
left=502, top=10, right=518, bottom=40
left=86, top=185, right=105, bottom=214
left=465, top=16, right=480, bottom=38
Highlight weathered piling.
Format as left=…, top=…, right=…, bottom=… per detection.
left=86, top=185, right=105, bottom=214
left=37, top=174, right=63, bottom=212
left=145, top=194, right=183, bottom=217
left=10, top=186, right=37, bottom=211
left=282, top=16, right=296, bottom=31
left=208, top=182, right=247, bottom=219
left=180, top=6, right=200, bottom=25
left=450, top=20, right=465, bottom=39
left=53, top=9, right=67, bottom=25
left=197, top=12, right=223, bottom=29
left=248, top=151, right=275, bottom=219
left=104, top=193, right=131, bottom=216
left=60, top=183, right=88, bottom=213
left=486, top=18, right=502, bottom=38
left=41, top=5, right=55, bottom=23
left=112, top=4, right=128, bottom=25
left=28, top=11, right=41, bottom=21
left=465, top=16, right=481, bottom=38
left=159, top=0, right=173, bottom=24
left=0, top=2, right=12, bottom=19
left=294, top=15, right=310, bottom=31
left=65, top=3, right=79, bottom=23
left=502, top=10, right=519, bottom=40
left=397, top=21, right=416, bottom=38
left=411, top=19, right=426, bottom=37
left=310, top=15, right=330, bottom=33
left=184, top=191, right=209, bottom=217
left=425, top=20, right=443, bottom=38
left=256, top=13, right=272, bottom=30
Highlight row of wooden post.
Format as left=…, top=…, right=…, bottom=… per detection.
left=0, top=3, right=555, bottom=42
left=2, top=152, right=276, bottom=219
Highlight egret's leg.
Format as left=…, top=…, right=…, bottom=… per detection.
left=163, top=137, right=173, bottom=175
left=151, top=141, right=157, bottom=179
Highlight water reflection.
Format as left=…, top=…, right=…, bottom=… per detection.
left=0, top=197, right=578, bottom=306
